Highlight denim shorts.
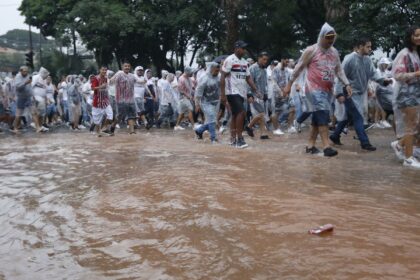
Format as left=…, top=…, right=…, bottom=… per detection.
left=312, top=110, right=330, bottom=126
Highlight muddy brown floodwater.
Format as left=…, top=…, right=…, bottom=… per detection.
left=0, top=128, right=419, bottom=280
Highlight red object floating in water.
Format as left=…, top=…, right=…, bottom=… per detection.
left=308, top=224, right=334, bottom=235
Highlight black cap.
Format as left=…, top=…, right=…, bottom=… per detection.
left=234, top=40, right=248, bottom=49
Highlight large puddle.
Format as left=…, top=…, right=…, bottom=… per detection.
left=0, top=128, right=419, bottom=279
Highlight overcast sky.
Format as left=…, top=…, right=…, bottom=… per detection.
left=0, top=0, right=39, bottom=35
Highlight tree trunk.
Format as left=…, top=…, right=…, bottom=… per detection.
left=223, top=0, right=242, bottom=53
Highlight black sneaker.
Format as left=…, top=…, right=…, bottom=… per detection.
left=324, top=147, right=338, bottom=157
left=245, top=126, right=254, bottom=137
left=306, top=146, right=321, bottom=154
left=237, top=137, right=248, bottom=149
left=260, top=135, right=270, bottom=140
left=361, top=143, right=376, bottom=151
left=195, top=130, right=203, bottom=140
left=329, top=135, right=343, bottom=145
left=102, top=129, right=113, bottom=136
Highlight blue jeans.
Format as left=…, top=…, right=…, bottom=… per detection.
left=197, top=122, right=216, bottom=141
left=331, top=98, right=369, bottom=146
left=297, top=111, right=311, bottom=124
left=61, top=100, right=69, bottom=122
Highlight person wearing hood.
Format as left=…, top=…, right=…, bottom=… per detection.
left=246, top=52, right=270, bottom=140
left=284, top=23, right=351, bottom=157
left=373, top=57, right=394, bottom=129
left=174, top=66, right=196, bottom=131
left=57, top=75, right=69, bottom=123
left=330, top=37, right=392, bottom=151
left=31, top=67, right=50, bottom=132
left=12, top=66, right=33, bottom=133
left=194, top=62, right=221, bottom=143
left=157, top=73, right=176, bottom=128
left=134, top=66, right=149, bottom=129
left=110, top=62, right=138, bottom=134
left=67, top=75, right=83, bottom=130
left=390, top=26, right=420, bottom=168
left=45, top=75, right=58, bottom=126
left=144, top=69, right=156, bottom=129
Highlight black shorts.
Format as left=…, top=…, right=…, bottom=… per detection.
left=311, top=110, right=330, bottom=126
left=227, top=95, right=245, bottom=116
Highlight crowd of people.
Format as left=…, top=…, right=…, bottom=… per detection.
left=0, top=23, right=419, bottom=169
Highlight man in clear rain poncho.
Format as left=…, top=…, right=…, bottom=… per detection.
left=284, top=23, right=352, bottom=157
left=31, top=67, right=50, bottom=132
left=374, top=57, right=394, bottom=128
left=110, top=62, right=138, bottom=134
left=12, top=66, right=33, bottom=133
left=157, top=73, right=176, bottom=128
left=246, top=52, right=270, bottom=140
left=329, top=37, right=392, bottom=151
left=194, top=62, right=221, bottom=143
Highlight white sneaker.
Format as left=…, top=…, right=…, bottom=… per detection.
left=403, top=157, right=420, bottom=169
left=374, top=122, right=384, bottom=129
left=391, top=141, right=405, bottom=162
left=41, top=126, right=49, bottom=132
left=78, top=124, right=86, bottom=129
left=174, top=125, right=185, bottom=131
left=116, top=124, right=120, bottom=129
left=287, top=126, right=297, bottom=134
left=30, top=122, right=36, bottom=129
left=219, top=126, right=227, bottom=134
left=193, top=123, right=202, bottom=131
left=380, top=120, right=392, bottom=128
left=273, top=128, right=284, bottom=135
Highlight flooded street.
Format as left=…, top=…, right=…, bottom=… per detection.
left=0, top=128, right=419, bottom=280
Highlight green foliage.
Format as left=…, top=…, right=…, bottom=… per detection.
left=18, top=0, right=418, bottom=71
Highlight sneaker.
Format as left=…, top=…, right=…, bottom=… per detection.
left=260, top=135, right=270, bottom=140
left=273, top=128, right=284, bottom=135
left=287, top=126, right=297, bottom=134
left=237, top=137, right=248, bottom=149
left=245, top=126, right=255, bottom=137
left=380, top=120, right=392, bottom=128
left=343, top=127, right=349, bottom=135
left=195, top=130, right=203, bottom=140
left=391, top=141, right=405, bottom=162
left=78, top=124, right=86, bottom=129
left=361, top=143, right=376, bottom=151
left=373, top=122, right=384, bottom=129
left=174, top=125, right=185, bottom=131
left=324, top=147, right=338, bottom=157
left=41, top=126, right=49, bottom=132
left=230, top=137, right=237, bottom=146
left=364, top=123, right=375, bottom=131
left=193, top=123, right=202, bottom=130
left=219, top=126, right=227, bottom=134
left=30, top=122, right=36, bottom=129
left=403, top=157, right=420, bottom=169
left=306, top=146, right=321, bottom=154
left=42, top=124, right=50, bottom=129
left=102, top=129, right=114, bottom=136
left=211, top=139, right=219, bottom=145
left=329, top=135, right=343, bottom=146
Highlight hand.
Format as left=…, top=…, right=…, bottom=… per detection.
left=283, top=83, right=292, bottom=96
left=337, top=96, right=346, bottom=104
left=345, top=85, right=352, bottom=98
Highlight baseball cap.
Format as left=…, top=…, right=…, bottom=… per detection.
left=234, top=40, right=248, bottom=49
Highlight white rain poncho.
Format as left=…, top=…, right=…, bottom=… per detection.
left=32, top=67, right=49, bottom=105
left=134, top=66, right=146, bottom=100
left=67, top=76, right=82, bottom=105
left=339, top=52, right=385, bottom=122
left=291, top=23, right=349, bottom=113
left=195, top=63, right=220, bottom=124
left=375, top=58, right=394, bottom=112
left=392, top=48, right=420, bottom=138
left=15, top=71, right=32, bottom=100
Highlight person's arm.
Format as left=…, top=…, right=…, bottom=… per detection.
left=284, top=47, right=314, bottom=95
left=195, top=81, right=205, bottom=112
left=246, top=75, right=261, bottom=99
left=335, top=55, right=352, bottom=97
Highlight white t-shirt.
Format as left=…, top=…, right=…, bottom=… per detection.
left=222, top=54, right=250, bottom=98
left=59, top=82, right=68, bottom=101
left=31, top=74, right=47, bottom=102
